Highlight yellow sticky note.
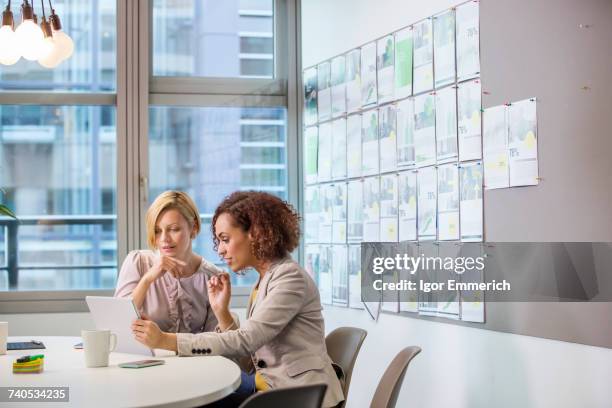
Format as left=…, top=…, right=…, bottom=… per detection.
left=524, top=130, right=536, bottom=149
left=496, top=153, right=508, bottom=167
left=408, top=196, right=416, bottom=209
left=471, top=111, right=480, bottom=126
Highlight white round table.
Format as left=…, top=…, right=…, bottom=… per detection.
left=1, top=336, right=241, bottom=407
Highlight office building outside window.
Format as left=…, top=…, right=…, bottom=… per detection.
left=153, top=0, right=275, bottom=78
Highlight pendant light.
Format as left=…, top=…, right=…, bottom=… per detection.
left=0, top=1, right=20, bottom=65
left=47, top=0, right=72, bottom=61
left=37, top=0, right=58, bottom=67
left=14, top=0, right=44, bottom=61
left=0, top=0, right=73, bottom=67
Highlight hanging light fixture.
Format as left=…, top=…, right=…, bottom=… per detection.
left=14, top=0, right=44, bottom=61
left=0, top=1, right=20, bottom=65
left=37, top=0, right=58, bottom=67
left=47, top=0, right=73, bottom=61
left=0, top=0, right=73, bottom=67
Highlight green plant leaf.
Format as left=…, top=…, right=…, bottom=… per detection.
left=0, top=204, right=16, bottom=219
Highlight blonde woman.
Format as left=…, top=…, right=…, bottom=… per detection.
left=115, top=191, right=224, bottom=334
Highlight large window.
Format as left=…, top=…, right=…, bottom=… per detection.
left=0, top=0, right=117, bottom=293
left=0, top=106, right=116, bottom=290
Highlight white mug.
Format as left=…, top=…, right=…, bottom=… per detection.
left=0, top=322, right=7, bottom=355
left=82, top=329, right=116, bottom=368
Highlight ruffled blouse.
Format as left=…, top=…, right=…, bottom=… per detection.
left=114, top=250, right=223, bottom=334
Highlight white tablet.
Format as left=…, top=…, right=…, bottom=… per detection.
left=85, top=296, right=154, bottom=356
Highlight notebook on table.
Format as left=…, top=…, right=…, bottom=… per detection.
left=7, top=341, right=46, bottom=350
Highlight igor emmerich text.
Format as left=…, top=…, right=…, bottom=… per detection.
left=372, top=279, right=511, bottom=292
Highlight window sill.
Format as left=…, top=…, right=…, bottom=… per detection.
left=0, top=288, right=251, bottom=313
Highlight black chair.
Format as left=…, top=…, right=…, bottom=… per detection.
left=238, top=383, right=328, bottom=408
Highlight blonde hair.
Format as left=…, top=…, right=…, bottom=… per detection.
left=145, top=191, right=201, bottom=249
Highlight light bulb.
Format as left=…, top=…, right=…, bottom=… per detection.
left=38, top=37, right=63, bottom=68
left=15, top=19, right=44, bottom=60
left=0, top=25, right=20, bottom=65
left=51, top=29, right=73, bottom=61
left=38, top=37, right=55, bottom=62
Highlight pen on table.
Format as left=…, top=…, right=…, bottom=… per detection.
left=16, top=355, right=45, bottom=363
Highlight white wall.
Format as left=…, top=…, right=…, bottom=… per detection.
left=302, top=0, right=612, bottom=407
left=323, top=307, right=612, bottom=408
left=0, top=313, right=94, bottom=337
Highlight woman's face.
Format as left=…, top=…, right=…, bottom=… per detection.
left=215, top=213, right=255, bottom=272
left=155, top=208, right=194, bottom=260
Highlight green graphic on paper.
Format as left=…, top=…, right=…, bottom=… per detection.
left=305, top=130, right=318, bottom=178
left=395, top=35, right=413, bottom=89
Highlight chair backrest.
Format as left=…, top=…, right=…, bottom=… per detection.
left=369, top=346, right=421, bottom=408
left=325, top=327, right=368, bottom=399
left=238, top=383, right=327, bottom=408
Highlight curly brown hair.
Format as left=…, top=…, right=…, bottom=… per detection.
left=212, top=191, right=301, bottom=261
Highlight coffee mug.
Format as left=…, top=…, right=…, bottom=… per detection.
left=0, top=322, right=7, bottom=355
left=81, top=329, right=117, bottom=368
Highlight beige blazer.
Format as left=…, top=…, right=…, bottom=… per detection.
left=176, top=257, right=344, bottom=408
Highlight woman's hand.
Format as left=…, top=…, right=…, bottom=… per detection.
left=146, top=255, right=187, bottom=282
left=207, top=273, right=236, bottom=331
left=132, top=318, right=166, bottom=349
left=131, top=256, right=187, bottom=310
left=207, top=273, right=232, bottom=316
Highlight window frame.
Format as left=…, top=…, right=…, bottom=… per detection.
left=0, top=0, right=301, bottom=313
left=0, top=0, right=128, bottom=313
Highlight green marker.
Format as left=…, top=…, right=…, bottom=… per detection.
left=16, top=355, right=44, bottom=363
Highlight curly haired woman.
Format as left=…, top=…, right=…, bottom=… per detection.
left=131, top=191, right=344, bottom=408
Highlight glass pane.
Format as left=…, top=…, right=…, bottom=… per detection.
left=148, top=106, right=287, bottom=286
left=0, top=226, right=5, bottom=267
left=18, top=268, right=117, bottom=291
left=0, top=106, right=117, bottom=291
left=239, top=17, right=273, bottom=33
left=0, top=0, right=117, bottom=92
left=241, top=146, right=284, bottom=164
left=240, top=58, right=273, bottom=78
left=153, top=0, right=275, bottom=78
left=240, top=37, right=274, bottom=54
left=0, top=271, right=7, bottom=290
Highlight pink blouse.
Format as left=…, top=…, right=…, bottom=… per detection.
left=114, top=250, right=224, bottom=334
